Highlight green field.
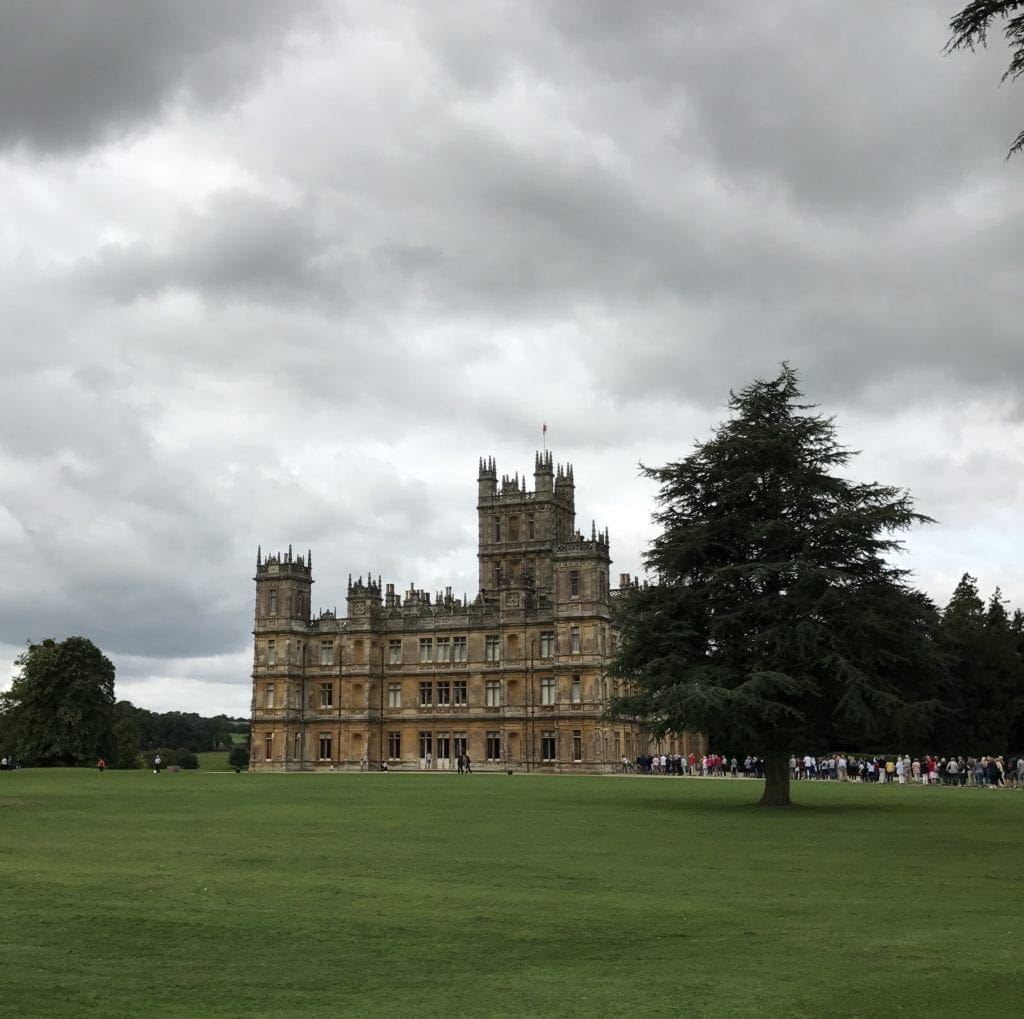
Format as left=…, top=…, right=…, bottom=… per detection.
left=1, top=770, right=1021, bottom=1018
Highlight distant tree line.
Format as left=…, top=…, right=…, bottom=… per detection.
left=0, top=636, right=248, bottom=769
left=932, top=573, right=1024, bottom=755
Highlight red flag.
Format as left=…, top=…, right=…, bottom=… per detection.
left=542, top=422, right=547, bottom=434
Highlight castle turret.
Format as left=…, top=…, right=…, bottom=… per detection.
left=478, top=456, right=497, bottom=498
left=534, top=450, right=554, bottom=494
left=255, top=545, right=313, bottom=625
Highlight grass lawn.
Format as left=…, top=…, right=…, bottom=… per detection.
left=1, top=770, right=1021, bottom=1018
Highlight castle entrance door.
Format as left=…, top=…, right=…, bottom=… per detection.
left=418, top=731, right=433, bottom=770
left=436, top=732, right=451, bottom=771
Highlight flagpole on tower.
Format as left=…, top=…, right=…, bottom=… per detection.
left=542, top=421, right=547, bottom=453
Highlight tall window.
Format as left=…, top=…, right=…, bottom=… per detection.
left=264, top=733, right=273, bottom=761
left=494, top=517, right=501, bottom=542
left=436, top=637, right=451, bottom=662
left=318, top=734, right=332, bottom=761
left=265, top=682, right=275, bottom=709
left=320, top=641, right=333, bottom=666
left=509, top=516, right=519, bottom=541
left=419, top=638, right=433, bottom=663
left=454, top=732, right=468, bottom=757
left=541, top=731, right=557, bottom=761
left=419, top=681, right=433, bottom=707
left=388, top=639, right=402, bottom=665
left=573, top=730, right=583, bottom=762
left=485, top=635, right=500, bottom=662
left=436, top=680, right=450, bottom=706
left=419, top=732, right=433, bottom=760
left=541, top=677, right=556, bottom=705
left=453, top=637, right=467, bottom=663
left=266, top=640, right=276, bottom=667
left=570, top=570, right=580, bottom=598
left=387, top=731, right=401, bottom=759
left=388, top=682, right=401, bottom=708
left=571, top=673, right=581, bottom=704
left=319, top=683, right=333, bottom=708
left=570, top=626, right=581, bottom=654
left=294, top=732, right=301, bottom=760
left=485, top=680, right=501, bottom=707
left=269, top=590, right=277, bottom=615
left=486, top=731, right=501, bottom=761
left=453, top=680, right=468, bottom=706
left=527, top=516, right=535, bottom=539
left=539, top=631, right=554, bottom=658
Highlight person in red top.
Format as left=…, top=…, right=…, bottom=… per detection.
left=97, top=758, right=106, bottom=772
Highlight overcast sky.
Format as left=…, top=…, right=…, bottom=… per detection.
left=2, top=0, right=1022, bottom=717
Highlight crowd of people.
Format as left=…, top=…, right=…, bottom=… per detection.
left=628, top=751, right=1024, bottom=787
left=789, top=753, right=1024, bottom=787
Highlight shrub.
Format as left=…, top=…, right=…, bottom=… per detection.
left=228, top=743, right=250, bottom=771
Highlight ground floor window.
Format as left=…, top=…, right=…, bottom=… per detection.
left=318, top=733, right=332, bottom=761
left=264, top=733, right=273, bottom=761
left=541, top=731, right=557, bottom=762
left=387, top=731, right=401, bottom=759
left=437, top=732, right=451, bottom=762
left=419, top=732, right=433, bottom=761
left=293, top=732, right=301, bottom=760
left=573, top=730, right=582, bottom=762
left=454, top=732, right=467, bottom=758
left=486, top=731, right=501, bottom=761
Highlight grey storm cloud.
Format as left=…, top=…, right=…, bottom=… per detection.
left=0, top=0, right=322, bottom=153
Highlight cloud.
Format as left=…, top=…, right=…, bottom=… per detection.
left=0, top=0, right=323, bottom=154
left=1, top=1, right=1023, bottom=716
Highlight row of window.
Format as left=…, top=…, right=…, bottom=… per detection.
left=262, top=729, right=595, bottom=764
left=266, top=673, right=603, bottom=711
left=407, top=636, right=468, bottom=663
left=410, top=675, right=581, bottom=707
left=387, top=730, right=580, bottom=762
left=263, top=630, right=588, bottom=669
left=265, top=674, right=589, bottom=711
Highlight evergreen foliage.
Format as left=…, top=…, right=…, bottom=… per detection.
left=609, top=366, right=944, bottom=805
left=946, top=1, right=1024, bottom=158
left=934, top=574, right=1024, bottom=753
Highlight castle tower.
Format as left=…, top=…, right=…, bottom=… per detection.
left=254, top=545, right=313, bottom=626
left=476, top=451, right=576, bottom=602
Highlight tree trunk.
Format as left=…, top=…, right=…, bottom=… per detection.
left=759, top=751, right=792, bottom=807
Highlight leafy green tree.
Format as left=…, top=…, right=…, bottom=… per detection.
left=609, top=366, right=944, bottom=806
left=1, top=637, right=116, bottom=766
left=946, top=1, right=1024, bottom=157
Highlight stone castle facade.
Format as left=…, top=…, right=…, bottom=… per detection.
left=249, top=451, right=702, bottom=772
